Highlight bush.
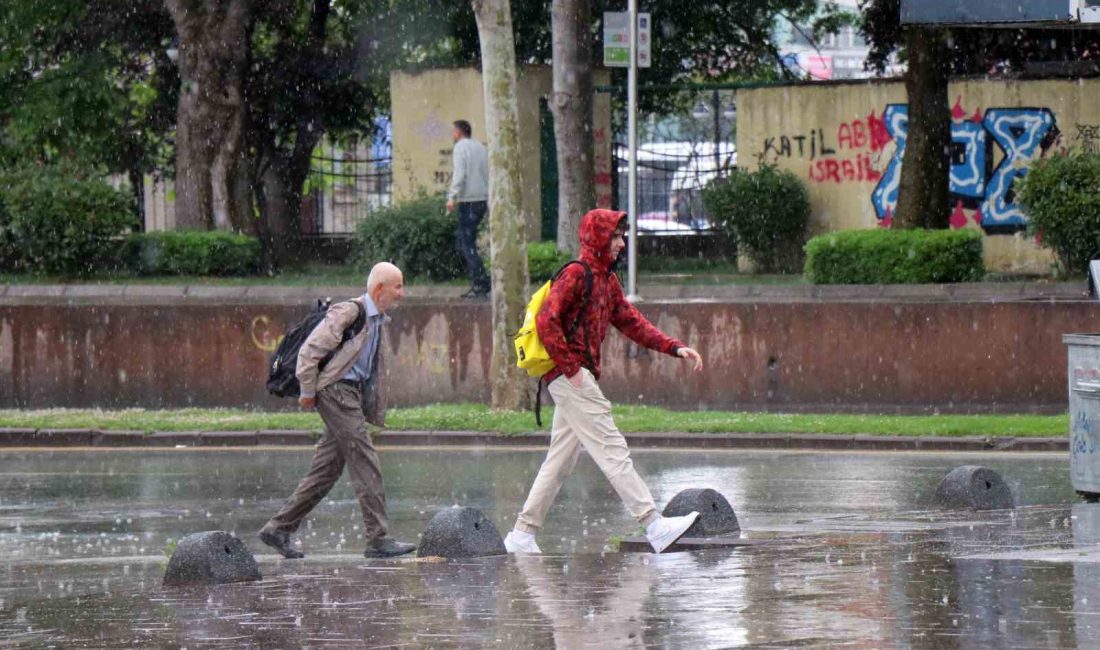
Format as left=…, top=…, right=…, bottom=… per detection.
left=702, top=165, right=810, bottom=273
left=528, top=242, right=571, bottom=282
left=354, top=195, right=466, bottom=281
left=126, top=231, right=263, bottom=276
left=1016, top=152, right=1100, bottom=276
left=0, top=165, right=134, bottom=275
left=804, top=229, right=984, bottom=284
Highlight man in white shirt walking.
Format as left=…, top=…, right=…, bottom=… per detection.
left=445, top=120, right=490, bottom=298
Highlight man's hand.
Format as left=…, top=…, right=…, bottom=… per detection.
left=299, top=396, right=317, bottom=410
left=568, top=370, right=585, bottom=388
left=445, top=199, right=455, bottom=213
left=678, top=347, right=704, bottom=372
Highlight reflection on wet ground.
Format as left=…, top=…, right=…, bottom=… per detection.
left=0, top=447, right=1094, bottom=648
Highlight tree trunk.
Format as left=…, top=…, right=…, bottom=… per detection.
left=894, top=26, right=951, bottom=230
left=258, top=162, right=299, bottom=269
left=253, top=125, right=322, bottom=269
left=127, top=168, right=145, bottom=232
left=550, top=0, right=595, bottom=255
left=228, top=152, right=255, bottom=235
left=165, top=0, right=253, bottom=231
left=472, top=0, right=531, bottom=411
left=245, top=0, right=330, bottom=267
left=211, top=97, right=246, bottom=231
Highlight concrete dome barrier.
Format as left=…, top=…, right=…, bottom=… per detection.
left=662, top=488, right=741, bottom=537
left=934, top=466, right=1015, bottom=511
left=417, top=506, right=507, bottom=559
left=163, top=531, right=262, bottom=586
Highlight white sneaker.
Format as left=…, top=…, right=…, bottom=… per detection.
left=504, top=530, right=542, bottom=554
left=645, top=512, right=700, bottom=554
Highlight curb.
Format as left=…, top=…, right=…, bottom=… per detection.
left=0, top=428, right=1068, bottom=452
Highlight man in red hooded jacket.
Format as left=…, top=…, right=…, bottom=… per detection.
left=504, top=209, right=705, bottom=554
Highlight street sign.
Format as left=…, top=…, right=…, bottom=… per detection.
left=603, top=11, right=651, bottom=68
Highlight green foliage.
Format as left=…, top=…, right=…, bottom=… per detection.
left=1016, top=153, right=1100, bottom=277
left=804, top=228, right=984, bottom=284
left=528, top=242, right=571, bottom=283
left=0, top=165, right=134, bottom=275
left=126, top=231, right=263, bottom=276
left=410, top=0, right=844, bottom=115
left=354, top=195, right=465, bottom=281
left=702, top=165, right=810, bottom=273
left=0, top=1, right=176, bottom=173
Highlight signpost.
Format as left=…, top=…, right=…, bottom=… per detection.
left=603, top=8, right=649, bottom=299
left=603, top=11, right=651, bottom=68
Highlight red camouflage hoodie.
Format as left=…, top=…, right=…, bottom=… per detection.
left=536, top=209, right=685, bottom=384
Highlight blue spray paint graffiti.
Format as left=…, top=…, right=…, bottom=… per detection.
left=871, top=105, right=1059, bottom=231
left=870, top=105, right=908, bottom=223
left=950, top=120, right=987, bottom=200
left=981, top=108, right=1057, bottom=228
left=1073, top=410, right=1094, bottom=462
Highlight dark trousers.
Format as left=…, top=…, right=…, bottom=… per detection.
left=266, top=382, right=389, bottom=542
left=456, top=201, right=490, bottom=292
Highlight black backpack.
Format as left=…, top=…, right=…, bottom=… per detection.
left=266, top=298, right=367, bottom=398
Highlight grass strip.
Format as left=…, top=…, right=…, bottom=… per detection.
left=0, top=404, right=1067, bottom=437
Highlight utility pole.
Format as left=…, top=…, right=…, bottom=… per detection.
left=626, top=0, right=639, bottom=300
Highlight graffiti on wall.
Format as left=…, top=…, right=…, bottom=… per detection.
left=871, top=101, right=1060, bottom=231
left=1076, top=123, right=1100, bottom=155
left=756, top=97, right=1070, bottom=232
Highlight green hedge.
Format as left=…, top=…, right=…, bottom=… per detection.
left=1016, top=152, right=1100, bottom=276
left=354, top=195, right=466, bottom=281
left=0, top=165, right=134, bottom=275
left=804, top=229, right=984, bottom=284
left=702, top=165, right=809, bottom=273
left=528, top=241, right=571, bottom=282
left=126, top=231, right=263, bottom=276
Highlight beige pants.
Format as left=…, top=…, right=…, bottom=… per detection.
left=515, top=369, right=659, bottom=534
left=267, top=382, right=389, bottom=542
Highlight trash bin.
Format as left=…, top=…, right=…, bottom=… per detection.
left=1065, top=334, right=1100, bottom=498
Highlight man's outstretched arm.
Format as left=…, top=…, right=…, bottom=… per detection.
left=609, top=276, right=703, bottom=371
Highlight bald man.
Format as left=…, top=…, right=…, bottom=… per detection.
left=259, top=263, right=416, bottom=559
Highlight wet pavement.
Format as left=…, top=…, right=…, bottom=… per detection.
left=0, top=446, right=1095, bottom=648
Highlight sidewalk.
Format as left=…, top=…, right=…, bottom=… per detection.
left=0, top=428, right=1067, bottom=452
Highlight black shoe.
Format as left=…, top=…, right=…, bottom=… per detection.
left=364, top=537, right=416, bottom=558
left=259, top=527, right=305, bottom=559
left=461, top=286, right=490, bottom=299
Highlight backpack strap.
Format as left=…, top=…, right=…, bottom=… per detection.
left=319, top=299, right=368, bottom=371
left=535, top=261, right=596, bottom=427
left=560, top=261, right=596, bottom=373
left=342, top=299, right=368, bottom=344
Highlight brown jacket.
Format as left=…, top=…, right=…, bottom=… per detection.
left=295, top=298, right=387, bottom=425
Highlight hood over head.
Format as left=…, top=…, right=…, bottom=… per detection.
left=578, top=209, right=627, bottom=270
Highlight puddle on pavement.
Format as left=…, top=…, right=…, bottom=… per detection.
left=0, top=447, right=1094, bottom=647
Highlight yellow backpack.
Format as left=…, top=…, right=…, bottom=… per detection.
left=514, top=261, right=593, bottom=377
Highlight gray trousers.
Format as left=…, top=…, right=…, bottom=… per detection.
left=267, top=382, right=389, bottom=542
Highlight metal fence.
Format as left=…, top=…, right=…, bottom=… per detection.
left=613, top=141, right=735, bottom=233
left=301, top=140, right=392, bottom=235
left=611, top=87, right=738, bottom=233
